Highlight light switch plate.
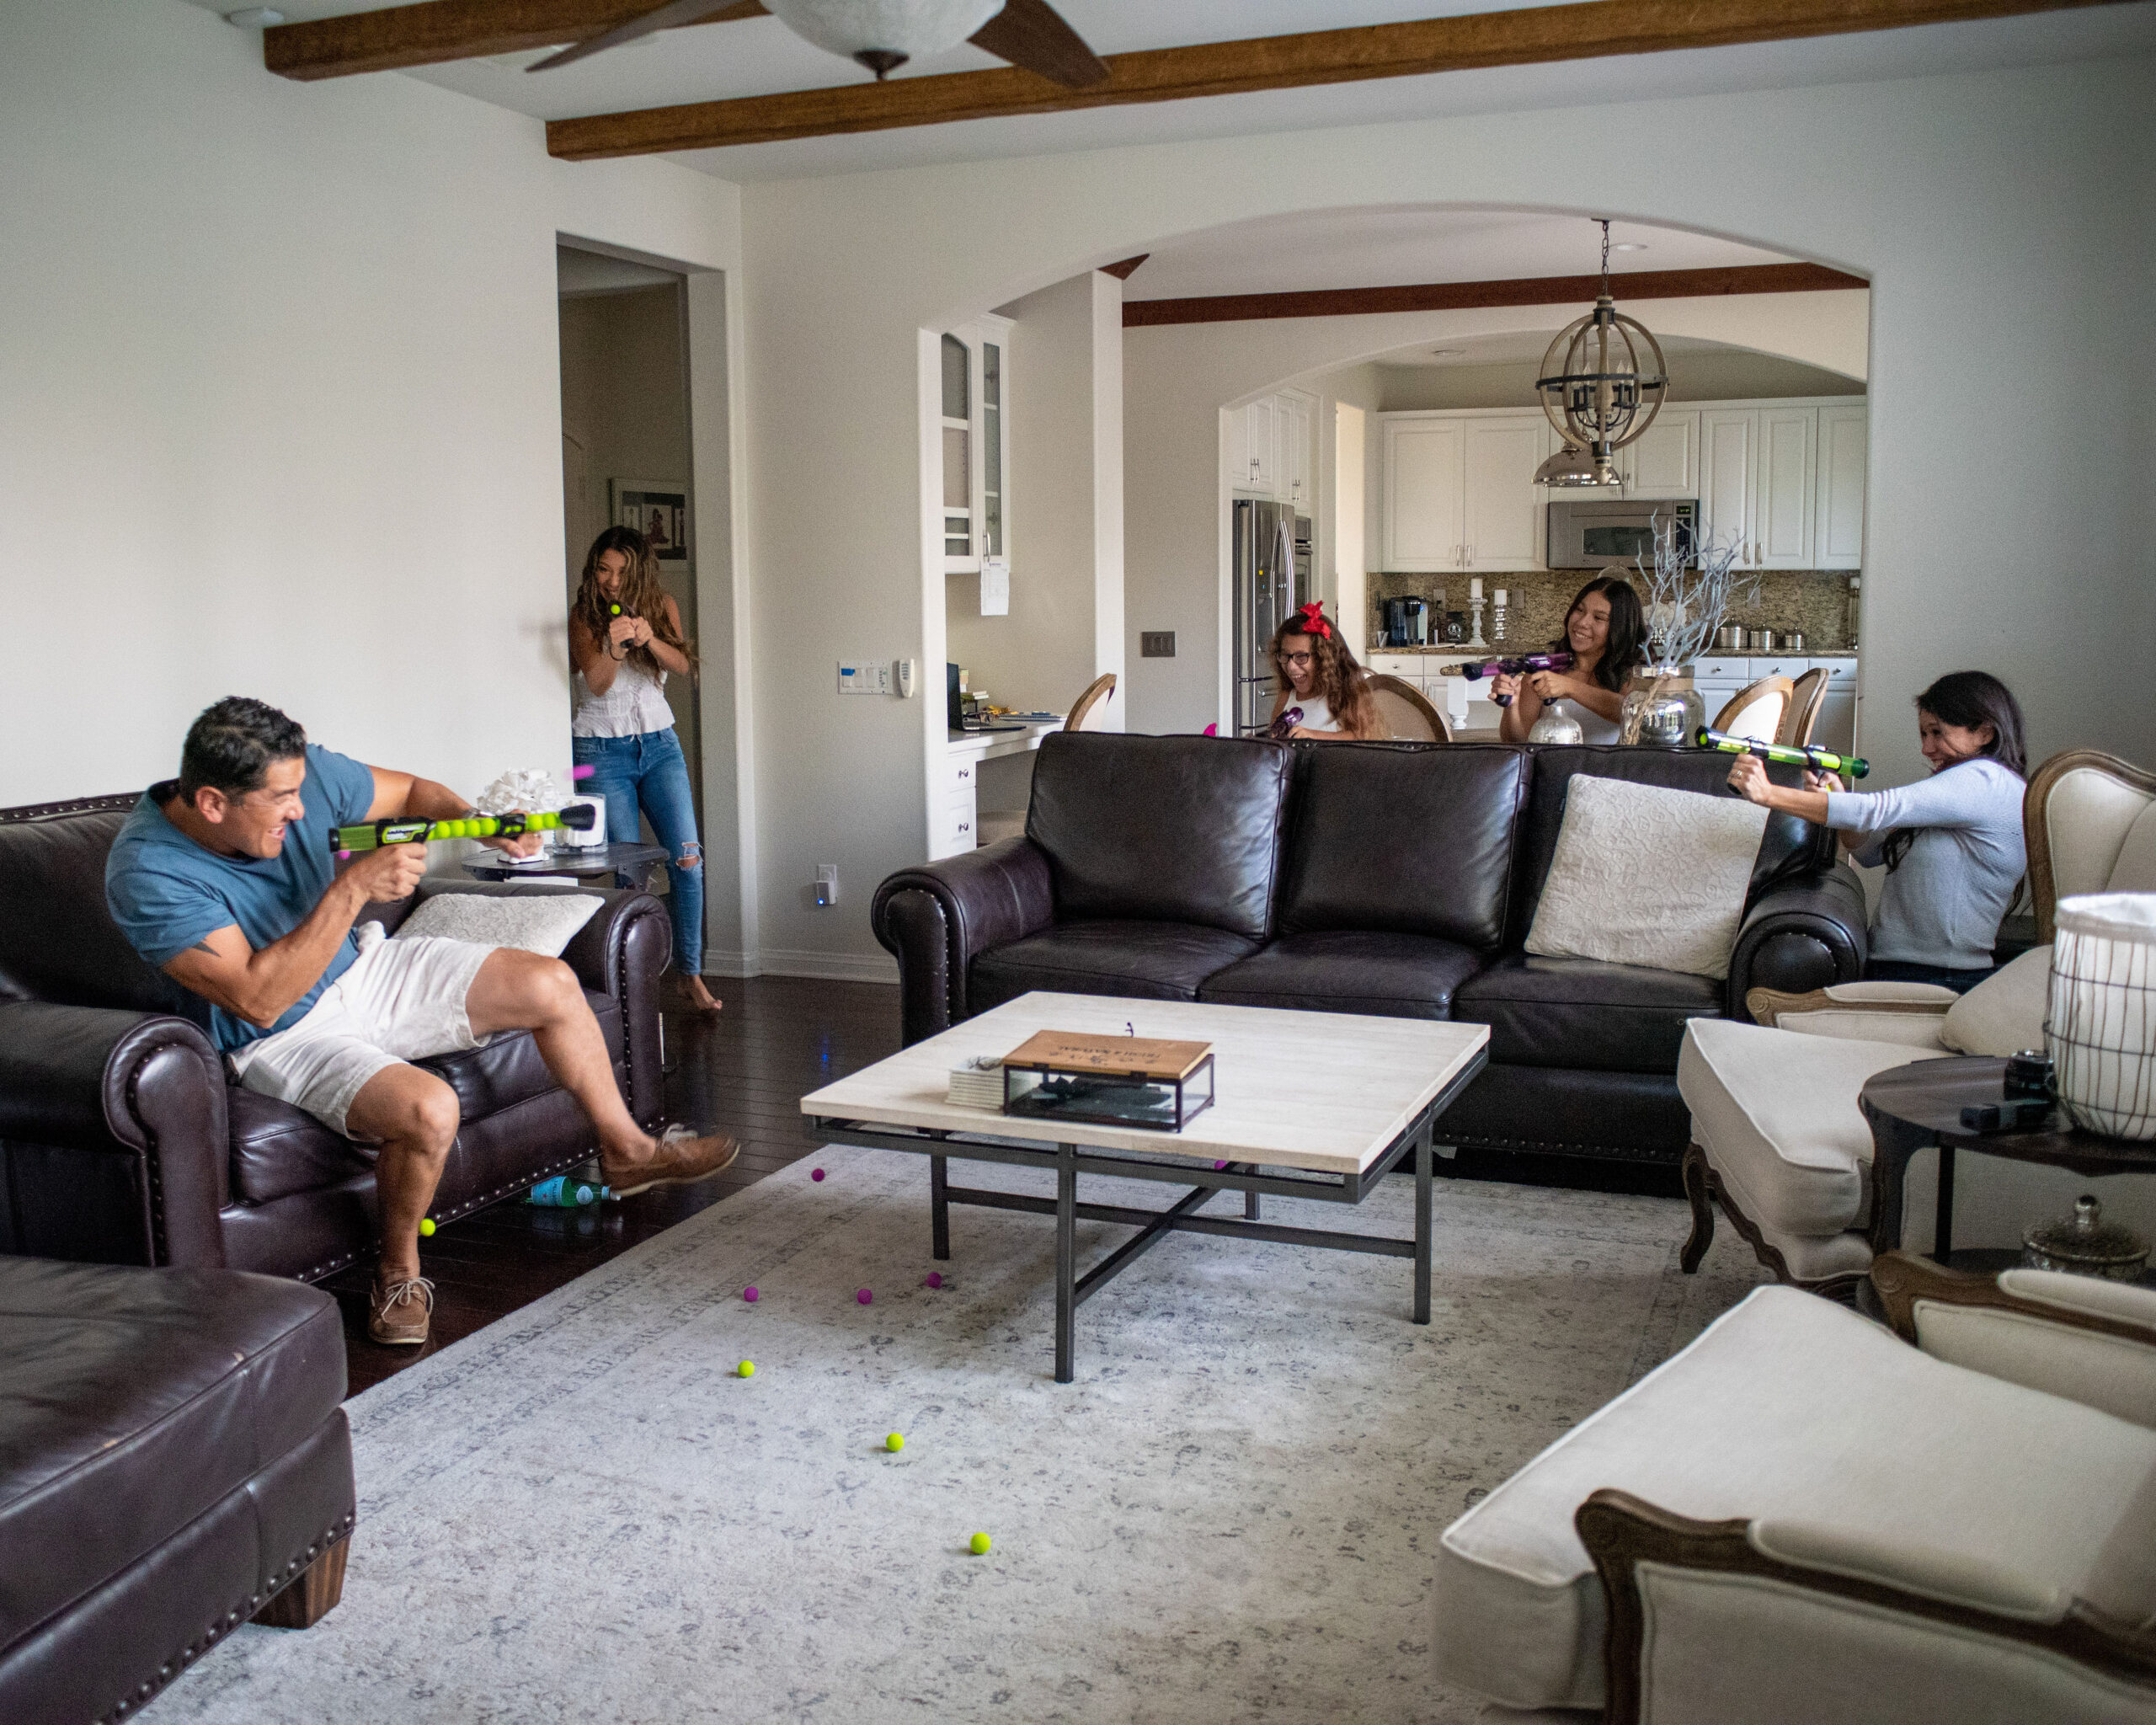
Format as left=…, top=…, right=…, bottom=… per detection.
left=837, top=661, right=892, bottom=695
left=1140, top=632, right=1177, bottom=659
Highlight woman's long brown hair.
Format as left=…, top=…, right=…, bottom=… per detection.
left=572, top=526, right=696, bottom=676
left=1271, top=606, right=1374, bottom=737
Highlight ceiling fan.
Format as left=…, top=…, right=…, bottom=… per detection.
left=529, top=0, right=1110, bottom=87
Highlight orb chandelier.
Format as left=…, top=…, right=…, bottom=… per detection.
left=1532, top=221, right=1668, bottom=489
left=765, top=0, right=1004, bottom=77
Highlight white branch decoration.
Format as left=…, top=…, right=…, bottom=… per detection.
left=1619, top=514, right=1759, bottom=742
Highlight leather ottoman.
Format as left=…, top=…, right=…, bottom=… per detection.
left=0, top=1258, right=355, bottom=1725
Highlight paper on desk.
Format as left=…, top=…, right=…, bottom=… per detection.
left=980, top=557, right=1009, bottom=617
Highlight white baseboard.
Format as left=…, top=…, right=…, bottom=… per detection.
left=755, top=948, right=899, bottom=985
left=696, top=950, right=760, bottom=979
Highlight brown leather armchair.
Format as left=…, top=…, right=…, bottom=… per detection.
left=0, top=793, right=669, bottom=1282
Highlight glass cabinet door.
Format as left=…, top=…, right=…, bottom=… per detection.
left=942, top=334, right=974, bottom=569
left=981, top=339, right=1003, bottom=558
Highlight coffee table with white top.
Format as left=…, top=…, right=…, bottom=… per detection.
left=801, top=992, right=1490, bottom=1382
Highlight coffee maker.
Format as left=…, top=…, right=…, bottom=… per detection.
left=1382, top=597, right=1428, bottom=646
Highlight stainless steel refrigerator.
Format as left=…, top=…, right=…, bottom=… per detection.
left=1232, top=499, right=1305, bottom=735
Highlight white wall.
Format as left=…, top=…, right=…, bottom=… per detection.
left=0, top=1, right=741, bottom=819
left=1123, top=291, right=1869, bottom=734
left=740, top=53, right=2153, bottom=970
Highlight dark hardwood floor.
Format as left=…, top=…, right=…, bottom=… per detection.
left=328, top=975, right=900, bottom=1395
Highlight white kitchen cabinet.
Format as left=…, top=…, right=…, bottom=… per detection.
left=1697, top=409, right=1758, bottom=568
left=1382, top=417, right=1466, bottom=571
left=1757, top=407, right=1817, bottom=568
left=1814, top=403, right=1868, bottom=569
left=1461, top=414, right=1550, bottom=572
left=1619, top=409, right=1700, bottom=498
left=1281, top=394, right=1315, bottom=513
left=939, top=314, right=1011, bottom=575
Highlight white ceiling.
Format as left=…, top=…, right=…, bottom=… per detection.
left=557, top=246, right=681, bottom=296
left=1120, top=210, right=1796, bottom=302
left=196, top=3, right=2156, bottom=182
left=1368, top=328, right=1742, bottom=368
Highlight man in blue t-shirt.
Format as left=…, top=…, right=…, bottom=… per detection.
left=107, top=697, right=739, bottom=1346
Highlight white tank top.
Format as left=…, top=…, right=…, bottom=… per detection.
left=572, top=655, right=674, bottom=738
left=1278, top=692, right=1337, bottom=734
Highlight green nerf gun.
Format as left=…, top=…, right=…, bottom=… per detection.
left=1695, top=725, right=1869, bottom=781
left=329, top=804, right=599, bottom=855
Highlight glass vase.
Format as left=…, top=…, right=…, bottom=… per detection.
left=1620, top=667, right=1705, bottom=746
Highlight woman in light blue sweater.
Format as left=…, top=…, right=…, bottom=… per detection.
left=1728, top=670, right=2027, bottom=991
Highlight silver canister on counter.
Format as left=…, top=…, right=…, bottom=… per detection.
left=1778, top=631, right=1806, bottom=651
left=1714, top=625, right=1744, bottom=650
left=1744, top=628, right=1774, bottom=650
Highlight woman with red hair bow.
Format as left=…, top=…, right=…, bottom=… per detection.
left=1266, top=602, right=1381, bottom=740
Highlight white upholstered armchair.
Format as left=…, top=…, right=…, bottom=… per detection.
left=1433, top=1253, right=2156, bottom=1722
left=1676, top=750, right=2156, bottom=1296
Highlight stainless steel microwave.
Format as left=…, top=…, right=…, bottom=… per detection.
left=1547, top=499, right=1694, bottom=569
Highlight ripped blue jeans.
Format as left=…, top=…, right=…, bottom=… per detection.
left=572, top=728, right=704, bottom=975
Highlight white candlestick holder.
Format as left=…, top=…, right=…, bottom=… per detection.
left=1466, top=599, right=1488, bottom=650
left=1492, top=601, right=1508, bottom=644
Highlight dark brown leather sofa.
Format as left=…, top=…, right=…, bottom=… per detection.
left=872, top=734, right=1867, bottom=1173
left=0, top=793, right=668, bottom=1281
left=0, top=1257, right=355, bottom=1725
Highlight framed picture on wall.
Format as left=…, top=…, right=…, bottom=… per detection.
left=611, top=480, right=688, bottom=562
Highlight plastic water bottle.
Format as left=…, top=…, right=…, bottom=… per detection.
left=526, top=1175, right=609, bottom=1207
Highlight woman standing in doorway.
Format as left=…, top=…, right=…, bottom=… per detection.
left=569, top=526, right=720, bottom=1015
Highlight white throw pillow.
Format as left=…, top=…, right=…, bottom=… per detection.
left=1524, top=774, right=1769, bottom=980
left=1940, top=945, right=2051, bottom=1056
left=392, top=890, right=600, bottom=956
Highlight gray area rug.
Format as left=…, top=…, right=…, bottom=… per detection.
left=153, top=1147, right=1769, bottom=1725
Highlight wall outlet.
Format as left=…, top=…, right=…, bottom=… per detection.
left=1140, top=631, right=1177, bottom=659
left=836, top=661, right=891, bottom=695
left=814, top=864, right=838, bottom=906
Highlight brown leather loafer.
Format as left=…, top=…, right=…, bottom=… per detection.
left=368, top=1274, right=435, bottom=1347
left=602, top=1125, right=741, bottom=1199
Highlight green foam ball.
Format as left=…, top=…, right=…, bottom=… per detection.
left=418, top=1218, right=435, bottom=1236
left=969, top=1532, right=991, bottom=1556
left=885, top=1432, right=905, bottom=1452
left=738, top=1359, right=755, bottom=1378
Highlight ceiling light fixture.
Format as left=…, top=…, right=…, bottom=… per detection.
left=1531, top=220, right=1668, bottom=489
left=765, top=0, right=1005, bottom=78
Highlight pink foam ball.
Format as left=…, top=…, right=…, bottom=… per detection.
left=1214, top=1160, right=1230, bottom=1171
left=924, top=1272, right=943, bottom=1290
left=811, top=1168, right=826, bottom=1182
left=856, top=1288, right=873, bottom=1305
left=743, top=1286, right=759, bottom=1302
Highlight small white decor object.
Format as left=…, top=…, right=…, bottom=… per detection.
left=392, top=891, right=600, bottom=957
left=558, top=793, right=609, bottom=850
left=473, top=769, right=568, bottom=815
left=1940, top=946, right=2052, bottom=1056
left=2047, top=892, right=2156, bottom=1140
left=947, top=1055, right=1006, bottom=1109
left=1525, top=775, right=1768, bottom=980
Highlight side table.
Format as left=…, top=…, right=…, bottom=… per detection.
left=1860, top=1056, right=2156, bottom=1266
left=461, top=841, right=668, bottom=884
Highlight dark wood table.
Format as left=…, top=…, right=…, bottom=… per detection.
left=1860, top=1056, right=2156, bottom=1265
left=460, top=841, right=668, bottom=884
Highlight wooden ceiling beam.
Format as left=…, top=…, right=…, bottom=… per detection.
left=1123, top=263, right=1869, bottom=327
left=545, top=0, right=2119, bottom=158
left=264, top=0, right=763, bottom=82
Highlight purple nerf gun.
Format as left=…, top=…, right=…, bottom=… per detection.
left=1460, top=651, right=1574, bottom=707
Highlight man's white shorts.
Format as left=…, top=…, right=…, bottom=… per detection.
left=227, top=936, right=495, bottom=1138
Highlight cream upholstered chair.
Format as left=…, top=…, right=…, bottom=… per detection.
left=1711, top=674, right=1794, bottom=743
left=1062, top=671, right=1117, bottom=732
left=1776, top=667, right=1829, bottom=749
left=1677, top=749, right=2156, bottom=1296
left=1364, top=673, right=1450, bottom=742
left=1431, top=1254, right=2156, bottom=1722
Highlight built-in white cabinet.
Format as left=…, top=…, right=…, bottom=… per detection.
left=1381, top=410, right=1549, bottom=573
left=939, top=313, right=1011, bottom=575
left=1226, top=389, right=1315, bottom=510
left=1698, top=405, right=1819, bottom=569
left=1814, top=403, right=1867, bottom=570
left=1618, top=409, right=1700, bottom=498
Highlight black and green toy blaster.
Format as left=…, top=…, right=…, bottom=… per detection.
left=1694, top=726, right=1868, bottom=781
left=329, top=804, right=599, bottom=855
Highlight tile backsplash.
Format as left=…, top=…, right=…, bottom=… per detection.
left=1368, top=567, right=1860, bottom=654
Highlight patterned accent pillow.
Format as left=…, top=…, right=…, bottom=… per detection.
left=392, top=890, right=600, bottom=957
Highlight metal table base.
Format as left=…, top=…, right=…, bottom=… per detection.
left=807, top=1054, right=1478, bottom=1383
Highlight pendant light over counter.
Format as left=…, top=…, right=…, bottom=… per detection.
left=1532, top=221, right=1669, bottom=489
